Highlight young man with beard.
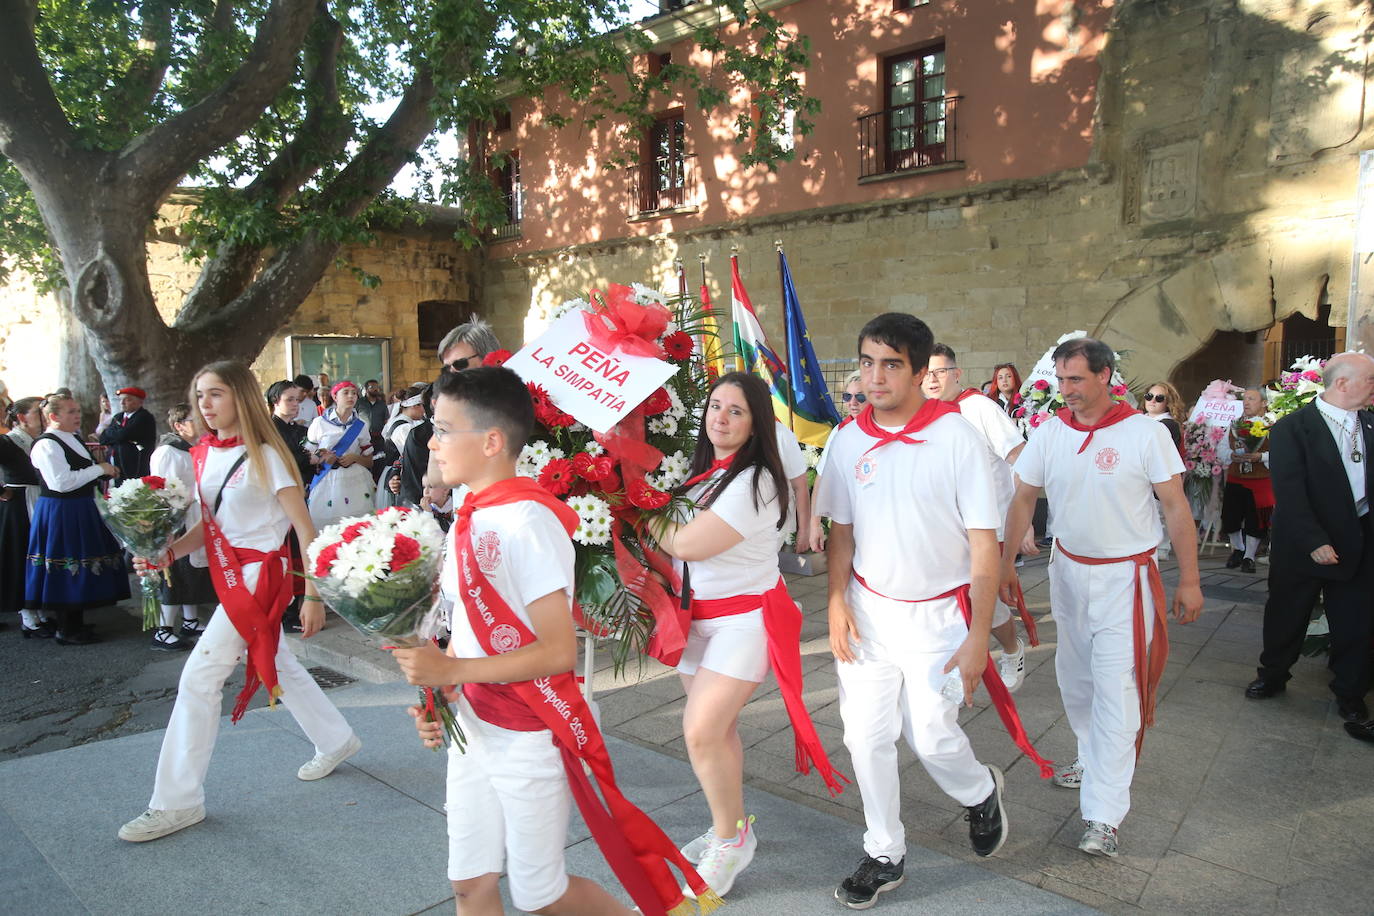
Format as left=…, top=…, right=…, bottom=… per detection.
left=815, top=313, right=1007, bottom=910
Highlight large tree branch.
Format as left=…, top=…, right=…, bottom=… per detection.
left=191, top=65, right=443, bottom=339
left=115, top=0, right=317, bottom=210
left=175, top=2, right=346, bottom=329
left=0, top=0, right=86, bottom=178
left=112, top=0, right=174, bottom=123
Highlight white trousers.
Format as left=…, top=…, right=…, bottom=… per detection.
left=1048, top=549, right=1158, bottom=828
left=836, top=581, right=994, bottom=861
left=150, top=562, right=354, bottom=810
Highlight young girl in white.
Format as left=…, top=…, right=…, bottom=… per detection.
left=120, top=361, right=359, bottom=843
left=305, top=379, right=375, bottom=526
left=651, top=372, right=845, bottom=898
left=147, top=403, right=216, bottom=651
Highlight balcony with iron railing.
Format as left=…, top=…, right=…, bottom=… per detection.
left=857, top=96, right=962, bottom=182
left=487, top=184, right=523, bottom=242
left=625, top=153, right=699, bottom=220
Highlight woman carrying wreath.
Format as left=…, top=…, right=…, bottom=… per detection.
left=305, top=380, right=375, bottom=527
left=119, top=361, right=358, bottom=844
left=649, top=372, right=845, bottom=899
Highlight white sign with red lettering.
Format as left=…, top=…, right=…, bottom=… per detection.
left=1190, top=396, right=1243, bottom=428
left=504, top=310, right=678, bottom=433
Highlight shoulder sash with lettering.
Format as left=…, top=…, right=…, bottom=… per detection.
left=454, top=478, right=719, bottom=916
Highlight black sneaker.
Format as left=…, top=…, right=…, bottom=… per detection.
left=1240, top=557, right=1256, bottom=573
left=835, top=855, right=904, bottom=909
left=1225, top=549, right=1243, bottom=569
left=965, top=765, right=1008, bottom=857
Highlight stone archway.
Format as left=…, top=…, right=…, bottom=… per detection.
left=1090, top=232, right=1346, bottom=386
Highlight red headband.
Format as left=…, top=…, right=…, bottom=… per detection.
left=330, top=380, right=357, bottom=397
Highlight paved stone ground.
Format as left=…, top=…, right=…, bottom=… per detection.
left=586, top=546, right=1374, bottom=916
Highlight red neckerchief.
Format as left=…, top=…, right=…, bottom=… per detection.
left=1055, top=400, right=1137, bottom=454
left=190, top=439, right=291, bottom=722
left=838, top=415, right=855, bottom=428
left=853, top=398, right=960, bottom=455
left=954, top=388, right=984, bottom=403
left=679, top=456, right=733, bottom=490
left=453, top=478, right=715, bottom=916
left=199, top=432, right=243, bottom=449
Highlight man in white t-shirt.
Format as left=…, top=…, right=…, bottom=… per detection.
left=923, top=343, right=1031, bottom=693
left=999, top=337, right=1202, bottom=859
left=814, top=313, right=1007, bottom=910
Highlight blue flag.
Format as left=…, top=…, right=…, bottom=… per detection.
left=779, top=251, right=842, bottom=445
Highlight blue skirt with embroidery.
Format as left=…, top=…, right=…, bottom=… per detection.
left=26, top=495, right=130, bottom=612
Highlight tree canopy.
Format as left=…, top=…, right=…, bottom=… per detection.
left=0, top=0, right=814, bottom=406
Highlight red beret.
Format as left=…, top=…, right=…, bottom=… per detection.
left=116, top=387, right=147, bottom=399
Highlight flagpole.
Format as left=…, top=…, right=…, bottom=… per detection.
left=697, top=252, right=711, bottom=366
left=730, top=245, right=744, bottom=372
left=776, top=239, right=797, bottom=432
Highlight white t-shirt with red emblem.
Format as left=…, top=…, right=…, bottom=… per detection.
left=440, top=500, right=576, bottom=661
left=1013, top=413, right=1184, bottom=558
left=813, top=411, right=1000, bottom=602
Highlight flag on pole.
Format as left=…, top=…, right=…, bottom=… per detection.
left=730, top=254, right=793, bottom=420
left=779, top=250, right=841, bottom=445
left=698, top=281, right=728, bottom=381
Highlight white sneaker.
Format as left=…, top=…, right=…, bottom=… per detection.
left=1078, top=820, right=1119, bottom=857
left=996, top=638, right=1026, bottom=693
left=687, top=816, right=756, bottom=898
left=297, top=733, right=362, bottom=781
left=1052, top=758, right=1084, bottom=789
left=680, top=826, right=718, bottom=865
left=118, top=805, right=206, bottom=842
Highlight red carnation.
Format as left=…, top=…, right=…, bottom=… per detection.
left=662, top=331, right=694, bottom=360
left=527, top=382, right=552, bottom=410
left=141, top=476, right=166, bottom=490
left=537, top=400, right=575, bottom=428
left=390, top=533, right=422, bottom=572
left=483, top=349, right=513, bottom=367
left=642, top=387, right=672, bottom=416
left=1033, top=379, right=1050, bottom=391
left=341, top=520, right=372, bottom=543
left=539, top=458, right=575, bottom=496
left=314, top=542, right=342, bottom=578
left=626, top=478, right=671, bottom=510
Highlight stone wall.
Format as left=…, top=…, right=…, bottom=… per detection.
left=482, top=0, right=1371, bottom=396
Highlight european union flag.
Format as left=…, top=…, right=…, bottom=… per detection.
left=779, top=251, right=841, bottom=445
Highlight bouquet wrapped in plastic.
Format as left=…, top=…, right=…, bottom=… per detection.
left=307, top=506, right=464, bottom=751
left=96, top=475, right=192, bottom=629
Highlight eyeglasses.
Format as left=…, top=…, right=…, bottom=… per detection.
left=446, top=355, right=476, bottom=372
left=431, top=426, right=485, bottom=444
left=1143, top=393, right=1168, bottom=403
left=841, top=392, right=867, bottom=404
left=927, top=367, right=958, bottom=378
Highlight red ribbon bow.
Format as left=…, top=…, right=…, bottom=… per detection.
left=582, top=284, right=669, bottom=359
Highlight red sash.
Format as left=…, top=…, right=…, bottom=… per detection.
left=851, top=574, right=1055, bottom=778
left=190, top=442, right=292, bottom=723
left=1054, top=401, right=1137, bottom=454
left=1053, top=542, right=1169, bottom=758
left=1230, top=475, right=1275, bottom=510
left=454, top=479, right=718, bottom=916
left=998, top=542, right=1040, bottom=647
left=691, top=580, right=850, bottom=795
left=854, top=398, right=960, bottom=455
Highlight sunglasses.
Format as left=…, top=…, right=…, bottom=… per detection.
left=841, top=392, right=867, bottom=404
left=446, top=355, right=476, bottom=372
left=1143, top=393, right=1168, bottom=403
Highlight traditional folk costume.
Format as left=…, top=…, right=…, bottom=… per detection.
left=305, top=410, right=375, bottom=527
left=99, top=399, right=157, bottom=479
left=1222, top=419, right=1272, bottom=566
left=25, top=430, right=129, bottom=633
left=0, top=429, right=41, bottom=626
left=441, top=479, right=718, bottom=916
left=954, top=389, right=1040, bottom=648
left=814, top=401, right=1050, bottom=864
left=1013, top=404, right=1184, bottom=829
left=675, top=461, right=845, bottom=788
left=145, top=437, right=355, bottom=812
left=148, top=435, right=216, bottom=612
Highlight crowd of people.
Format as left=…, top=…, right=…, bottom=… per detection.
left=0, top=315, right=1370, bottom=915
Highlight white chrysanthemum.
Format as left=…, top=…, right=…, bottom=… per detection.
left=629, top=282, right=667, bottom=307
left=517, top=440, right=564, bottom=478
left=653, top=450, right=691, bottom=490
left=664, top=319, right=678, bottom=335
left=801, top=444, right=822, bottom=470
left=584, top=439, right=605, bottom=457
left=665, top=384, right=687, bottom=420
left=550, top=297, right=591, bottom=321
left=647, top=414, right=678, bottom=436
left=566, top=494, right=613, bottom=546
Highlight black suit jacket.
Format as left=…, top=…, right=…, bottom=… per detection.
left=1267, top=401, right=1374, bottom=581
left=399, top=420, right=434, bottom=507
left=99, top=407, right=157, bottom=478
